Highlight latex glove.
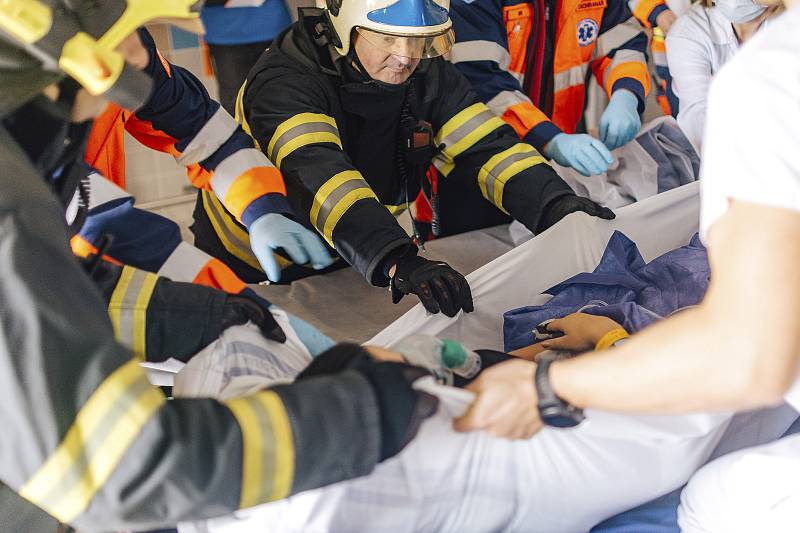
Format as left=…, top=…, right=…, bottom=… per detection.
left=249, top=213, right=333, bottom=282
left=537, top=194, right=615, bottom=233
left=544, top=133, right=615, bottom=177
left=390, top=254, right=474, bottom=317
left=286, top=312, right=336, bottom=357
left=599, top=89, right=641, bottom=151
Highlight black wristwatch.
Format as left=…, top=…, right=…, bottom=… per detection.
left=535, top=353, right=585, bottom=428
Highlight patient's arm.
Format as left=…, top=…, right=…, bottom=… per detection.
left=508, top=314, right=625, bottom=361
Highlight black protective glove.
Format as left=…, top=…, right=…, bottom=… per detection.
left=222, top=294, right=287, bottom=343
left=298, top=343, right=439, bottom=461
left=536, top=194, right=616, bottom=233
left=390, top=254, right=474, bottom=317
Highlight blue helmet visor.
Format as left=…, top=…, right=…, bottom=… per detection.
left=366, top=0, right=449, bottom=27
left=355, top=26, right=454, bottom=58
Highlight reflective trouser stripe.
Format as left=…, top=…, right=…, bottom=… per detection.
left=20, top=359, right=165, bottom=523
left=108, top=266, right=158, bottom=359
left=434, top=103, right=507, bottom=176
left=310, top=170, right=378, bottom=245
left=176, top=106, right=240, bottom=166
left=267, top=113, right=341, bottom=169
left=225, top=391, right=294, bottom=507
left=478, top=143, right=547, bottom=212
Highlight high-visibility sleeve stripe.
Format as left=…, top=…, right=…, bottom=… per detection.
left=384, top=204, right=407, bottom=216
left=554, top=64, right=588, bottom=93
left=309, top=170, right=379, bottom=245
left=20, top=359, right=165, bottom=523
left=449, top=40, right=511, bottom=70
left=201, top=190, right=263, bottom=271
left=267, top=113, right=341, bottom=167
left=210, top=148, right=278, bottom=200
left=87, top=172, right=130, bottom=210
left=221, top=167, right=287, bottom=221
left=225, top=391, right=295, bottom=508
left=478, top=143, right=547, bottom=211
left=604, top=51, right=650, bottom=95
left=630, top=0, right=664, bottom=27
left=157, top=241, right=212, bottom=283
left=434, top=103, right=507, bottom=176
left=487, top=90, right=530, bottom=118
left=176, top=106, right=240, bottom=166
left=107, top=266, right=158, bottom=360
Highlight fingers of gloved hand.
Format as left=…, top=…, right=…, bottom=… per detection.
left=590, top=137, right=615, bottom=165
left=277, top=233, right=310, bottom=267
left=297, top=230, right=333, bottom=270
left=254, top=310, right=287, bottom=343
left=430, top=276, right=458, bottom=317
left=253, top=246, right=282, bottom=283
left=569, top=156, right=595, bottom=177
left=576, top=144, right=611, bottom=176
left=602, top=120, right=622, bottom=152
left=575, top=197, right=615, bottom=220
left=415, top=280, right=441, bottom=315
left=460, top=276, right=475, bottom=313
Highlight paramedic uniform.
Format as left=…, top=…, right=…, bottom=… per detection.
left=666, top=3, right=772, bottom=152
left=677, top=7, right=800, bottom=530
left=448, top=0, right=655, bottom=152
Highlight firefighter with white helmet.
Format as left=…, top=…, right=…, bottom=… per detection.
left=195, top=0, right=616, bottom=316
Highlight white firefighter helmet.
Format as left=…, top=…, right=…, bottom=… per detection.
left=316, top=0, right=454, bottom=59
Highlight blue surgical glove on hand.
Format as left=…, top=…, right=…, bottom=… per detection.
left=286, top=312, right=336, bottom=357
left=544, top=133, right=615, bottom=176
left=599, top=89, right=641, bottom=151
left=249, top=213, right=333, bottom=282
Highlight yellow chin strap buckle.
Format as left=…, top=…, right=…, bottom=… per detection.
left=0, top=0, right=53, bottom=44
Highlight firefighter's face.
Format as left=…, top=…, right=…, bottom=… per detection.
left=353, top=31, right=421, bottom=84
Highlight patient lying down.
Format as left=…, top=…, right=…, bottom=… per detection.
left=176, top=315, right=730, bottom=533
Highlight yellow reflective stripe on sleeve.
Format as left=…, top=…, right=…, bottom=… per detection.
left=434, top=103, right=507, bottom=177
left=478, top=143, right=547, bottom=213
left=384, top=204, right=407, bottom=216
left=225, top=391, right=295, bottom=507
left=20, top=359, right=165, bottom=524
left=107, top=266, right=158, bottom=360
left=309, top=170, right=379, bottom=245
left=234, top=82, right=260, bottom=151
left=267, top=113, right=341, bottom=169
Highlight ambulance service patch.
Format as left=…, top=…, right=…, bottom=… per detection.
left=577, top=18, right=599, bottom=46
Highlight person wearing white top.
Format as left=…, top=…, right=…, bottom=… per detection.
left=666, top=0, right=778, bottom=151
left=456, top=1, right=800, bottom=529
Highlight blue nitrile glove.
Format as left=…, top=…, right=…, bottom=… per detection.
left=544, top=133, right=615, bottom=177
left=249, top=213, right=333, bottom=282
left=286, top=312, right=336, bottom=357
left=599, top=89, right=641, bottom=151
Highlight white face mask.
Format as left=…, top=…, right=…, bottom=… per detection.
left=715, top=0, right=767, bottom=23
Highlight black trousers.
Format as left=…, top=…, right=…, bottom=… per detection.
left=207, top=40, right=271, bottom=115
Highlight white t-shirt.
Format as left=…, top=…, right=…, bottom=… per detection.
left=699, top=5, right=800, bottom=409
left=666, top=5, right=772, bottom=152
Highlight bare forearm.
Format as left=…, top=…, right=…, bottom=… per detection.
left=549, top=306, right=781, bottom=413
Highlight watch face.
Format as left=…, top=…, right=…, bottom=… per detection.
left=540, top=404, right=583, bottom=428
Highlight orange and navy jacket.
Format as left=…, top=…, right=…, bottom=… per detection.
left=449, top=0, right=656, bottom=152
left=90, top=29, right=292, bottom=229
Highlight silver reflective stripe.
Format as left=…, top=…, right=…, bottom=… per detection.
left=269, top=121, right=339, bottom=162
left=157, top=241, right=211, bottom=283
left=448, top=40, right=511, bottom=70
left=554, top=64, right=588, bottom=92
left=210, top=148, right=272, bottom=200
left=315, top=177, right=370, bottom=232
left=439, top=109, right=499, bottom=151
left=487, top=90, right=531, bottom=117
left=596, top=17, right=642, bottom=53
left=202, top=190, right=256, bottom=260
left=176, top=107, right=240, bottom=166
left=484, top=150, right=536, bottom=201
left=117, top=269, right=149, bottom=347
left=88, top=172, right=130, bottom=210
left=653, top=51, right=667, bottom=67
